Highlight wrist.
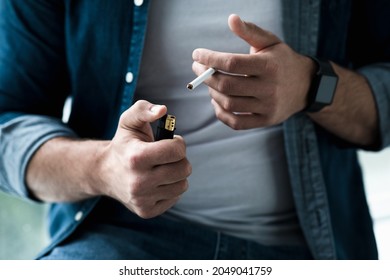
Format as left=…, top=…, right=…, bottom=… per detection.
left=84, top=140, right=112, bottom=198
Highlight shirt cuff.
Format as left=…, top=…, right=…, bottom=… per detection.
left=0, top=114, right=77, bottom=200
left=358, top=63, right=390, bottom=150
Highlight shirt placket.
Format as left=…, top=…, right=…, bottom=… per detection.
left=283, top=0, right=337, bottom=259
left=120, top=0, right=150, bottom=113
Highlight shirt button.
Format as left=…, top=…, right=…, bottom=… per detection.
left=74, top=211, right=83, bottom=222
left=134, top=0, right=144, bottom=7
left=125, top=72, right=134, bottom=84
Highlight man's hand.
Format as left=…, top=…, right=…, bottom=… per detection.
left=192, top=14, right=378, bottom=147
left=93, top=100, right=191, bottom=218
left=192, top=14, right=316, bottom=130
left=27, top=100, right=192, bottom=219
left=193, top=15, right=315, bottom=129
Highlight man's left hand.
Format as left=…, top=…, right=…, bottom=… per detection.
left=192, top=14, right=316, bottom=130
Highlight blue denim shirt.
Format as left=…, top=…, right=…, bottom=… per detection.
left=1, top=0, right=389, bottom=259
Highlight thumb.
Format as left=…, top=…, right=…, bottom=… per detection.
left=228, top=14, right=281, bottom=51
left=119, top=100, right=167, bottom=133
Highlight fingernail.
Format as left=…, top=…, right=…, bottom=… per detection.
left=150, top=105, right=162, bottom=113
left=192, top=49, right=200, bottom=61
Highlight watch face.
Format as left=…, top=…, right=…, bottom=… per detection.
left=316, top=75, right=338, bottom=104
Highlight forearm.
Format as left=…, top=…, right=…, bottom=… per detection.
left=26, top=137, right=106, bottom=202
left=308, top=63, right=379, bottom=147
left=0, top=114, right=79, bottom=198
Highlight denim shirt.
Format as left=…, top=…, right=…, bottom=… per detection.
left=1, top=0, right=389, bottom=259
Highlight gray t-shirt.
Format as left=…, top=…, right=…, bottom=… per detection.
left=135, top=0, right=305, bottom=246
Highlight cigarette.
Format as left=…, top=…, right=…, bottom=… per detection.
left=187, top=68, right=216, bottom=90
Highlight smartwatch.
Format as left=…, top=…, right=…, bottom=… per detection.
left=305, top=56, right=339, bottom=112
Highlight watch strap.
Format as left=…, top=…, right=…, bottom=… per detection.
left=305, top=56, right=339, bottom=112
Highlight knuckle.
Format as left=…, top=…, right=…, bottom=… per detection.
left=229, top=118, right=243, bottom=130
left=118, top=110, right=131, bottom=126
left=174, top=181, right=188, bottom=196
left=136, top=208, right=155, bottom=219
left=264, top=59, right=279, bottom=75
left=130, top=196, right=144, bottom=208
left=128, top=100, right=146, bottom=116
left=127, top=148, right=145, bottom=168
left=128, top=153, right=141, bottom=167
left=119, top=111, right=126, bottom=123
left=131, top=198, right=157, bottom=219
left=133, top=99, right=147, bottom=107
left=214, top=109, right=222, bottom=119
left=182, top=180, right=189, bottom=192
left=192, top=61, right=202, bottom=75
left=225, top=56, right=239, bottom=72
left=203, top=53, right=212, bottom=66
left=214, top=108, right=224, bottom=120
left=129, top=175, right=145, bottom=195
left=174, top=141, right=186, bottom=159
left=185, top=162, right=192, bottom=177
left=217, top=78, right=233, bottom=93
left=222, top=98, right=235, bottom=111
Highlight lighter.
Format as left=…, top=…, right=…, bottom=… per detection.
left=155, top=114, right=176, bottom=140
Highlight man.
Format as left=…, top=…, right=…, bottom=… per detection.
left=0, top=0, right=389, bottom=259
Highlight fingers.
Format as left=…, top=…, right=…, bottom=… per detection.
left=189, top=15, right=300, bottom=131
left=192, top=14, right=282, bottom=76
left=211, top=99, right=273, bottom=129
left=153, top=157, right=192, bottom=185
left=128, top=143, right=191, bottom=186
left=119, top=141, right=191, bottom=219
left=127, top=178, right=189, bottom=219
left=129, top=135, right=187, bottom=169
left=193, top=48, right=266, bottom=76
left=136, top=196, right=182, bottom=219
left=209, top=89, right=260, bottom=113
left=107, top=101, right=192, bottom=219
left=227, top=14, right=281, bottom=51
left=119, top=100, right=167, bottom=131
left=192, top=60, right=278, bottom=129
left=192, top=61, right=270, bottom=97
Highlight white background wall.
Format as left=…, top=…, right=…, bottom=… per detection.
left=359, top=148, right=390, bottom=259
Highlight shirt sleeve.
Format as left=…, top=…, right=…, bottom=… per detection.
left=0, top=1, right=71, bottom=200
left=0, top=0, right=69, bottom=118
left=358, top=63, right=390, bottom=150
left=0, top=114, right=77, bottom=199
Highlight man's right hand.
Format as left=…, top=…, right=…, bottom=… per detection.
left=94, top=100, right=192, bottom=218
left=26, top=100, right=191, bottom=219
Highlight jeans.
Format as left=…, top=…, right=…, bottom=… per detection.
left=40, top=198, right=313, bottom=260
